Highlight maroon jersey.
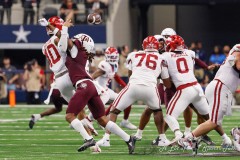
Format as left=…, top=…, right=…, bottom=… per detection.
left=65, top=40, right=92, bottom=86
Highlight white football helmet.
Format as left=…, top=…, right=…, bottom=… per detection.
left=161, top=28, right=176, bottom=39
left=229, top=44, right=240, bottom=55
left=72, top=33, right=95, bottom=54
left=154, top=35, right=164, bottom=42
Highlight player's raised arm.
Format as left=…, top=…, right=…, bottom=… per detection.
left=58, top=19, right=74, bottom=52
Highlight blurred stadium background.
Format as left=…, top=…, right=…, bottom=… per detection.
left=1, top=0, right=240, bottom=159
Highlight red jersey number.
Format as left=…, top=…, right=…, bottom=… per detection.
left=176, top=58, right=189, bottom=73
left=44, top=44, right=61, bottom=67
left=135, top=54, right=158, bottom=70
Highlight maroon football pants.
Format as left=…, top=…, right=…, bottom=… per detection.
left=66, top=80, right=105, bottom=119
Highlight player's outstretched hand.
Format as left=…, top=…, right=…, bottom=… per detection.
left=38, top=18, right=49, bottom=27
left=63, top=19, right=74, bottom=28
left=207, top=64, right=220, bottom=70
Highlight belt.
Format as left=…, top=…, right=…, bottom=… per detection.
left=55, top=70, right=68, bottom=79
left=176, top=81, right=198, bottom=90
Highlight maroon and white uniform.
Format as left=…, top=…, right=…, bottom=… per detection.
left=162, top=49, right=209, bottom=131
left=65, top=40, right=105, bottom=119
left=207, top=52, right=240, bottom=125
left=42, top=35, right=74, bottom=102
left=111, top=50, right=167, bottom=111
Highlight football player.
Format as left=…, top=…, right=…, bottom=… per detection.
left=179, top=44, right=240, bottom=153
left=161, top=35, right=210, bottom=144
left=108, top=36, right=171, bottom=145
left=84, top=47, right=137, bottom=147
left=34, top=17, right=96, bottom=151
left=55, top=20, right=136, bottom=154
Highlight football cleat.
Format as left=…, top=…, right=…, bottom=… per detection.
left=221, top=135, right=232, bottom=148
left=178, top=138, right=193, bottom=150
left=126, top=136, right=136, bottom=154
left=78, top=138, right=96, bottom=152
left=90, top=144, right=102, bottom=153
left=152, top=136, right=171, bottom=146
left=231, top=128, right=240, bottom=151
left=170, top=131, right=183, bottom=145
left=96, top=137, right=110, bottom=147
left=29, top=115, right=35, bottom=129
left=120, top=120, right=137, bottom=130
left=201, top=135, right=215, bottom=145
left=29, top=114, right=40, bottom=129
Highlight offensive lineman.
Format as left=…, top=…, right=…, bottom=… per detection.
left=108, top=36, right=172, bottom=144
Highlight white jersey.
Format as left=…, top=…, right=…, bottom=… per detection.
left=42, top=35, right=67, bottom=74
left=126, top=50, right=165, bottom=87
left=96, top=61, right=118, bottom=89
left=161, top=50, right=197, bottom=88
left=214, top=55, right=240, bottom=93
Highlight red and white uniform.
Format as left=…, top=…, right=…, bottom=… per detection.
left=111, top=50, right=166, bottom=111
left=96, top=61, right=119, bottom=104
left=207, top=54, right=240, bottom=125
left=161, top=49, right=209, bottom=119
left=42, top=35, right=74, bottom=102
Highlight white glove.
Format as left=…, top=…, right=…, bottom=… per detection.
left=38, top=18, right=49, bottom=27
left=229, top=44, right=240, bottom=55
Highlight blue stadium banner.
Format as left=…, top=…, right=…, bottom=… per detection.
left=0, top=25, right=106, bottom=49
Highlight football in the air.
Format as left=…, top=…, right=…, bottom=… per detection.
left=87, top=13, right=102, bottom=24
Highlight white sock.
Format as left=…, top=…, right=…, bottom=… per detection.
left=165, top=115, right=180, bottom=132
left=136, top=129, right=143, bottom=137
left=159, top=134, right=166, bottom=139
left=185, top=127, right=191, bottom=133
left=122, top=119, right=128, bottom=123
left=105, top=121, right=130, bottom=142
left=222, top=133, right=228, bottom=140
left=33, top=114, right=41, bottom=122
left=103, top=133, right=110, bottom=140
left=71, top=119, right=93, bottom=140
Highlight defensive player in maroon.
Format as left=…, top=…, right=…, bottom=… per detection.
left=57, top=20, right=135, bottom=153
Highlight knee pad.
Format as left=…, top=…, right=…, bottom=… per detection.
left=110, top=109, right=121, bottom=115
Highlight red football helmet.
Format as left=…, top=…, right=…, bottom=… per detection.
left=142, top=36, right=160, bottom=51
left=47, top=16, right=64, bottom=35
left=105, top=47, right=119, bottom=64
left=165, top=35, right=186, bottom=52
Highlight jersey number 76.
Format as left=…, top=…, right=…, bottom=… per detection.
left=135, top=53, right=158, bottom=70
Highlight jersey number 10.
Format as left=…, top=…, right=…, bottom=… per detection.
left=44, top=44, right=61, bottom=67
left=135, top=53, right=158, bottom=70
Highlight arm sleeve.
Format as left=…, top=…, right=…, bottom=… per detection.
left=195, top=58, right=208, bottom=69
left=114, top=73, right=127, bottom=87
left=58, top=26, right=69, bottom=52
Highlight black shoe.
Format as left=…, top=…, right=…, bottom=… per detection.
left=29, top=115, right=35, bottom=129
left=151, top=136, right=159, bottom=146
left=201, top=135, right=215, bottom=145
left=126, top=136, right=136, bottom=154
left=78, top=138, right=96, bottom=152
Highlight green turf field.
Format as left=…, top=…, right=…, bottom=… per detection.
left=0, top=105, right=240, bottom=160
